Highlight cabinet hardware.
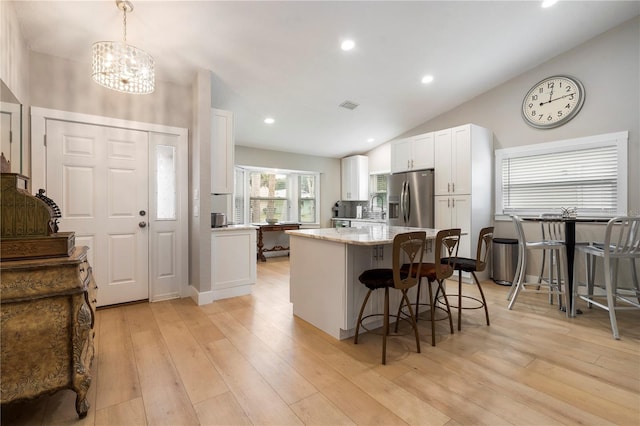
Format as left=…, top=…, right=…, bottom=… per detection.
left=452, top=183, right=455, bottom=193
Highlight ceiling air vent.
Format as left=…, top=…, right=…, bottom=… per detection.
left=339, top=100, right=359, bottom=110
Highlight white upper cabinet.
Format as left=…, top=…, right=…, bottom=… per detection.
left=211, top=108, right=234, bottom=194
left=434, top=124, right=491, bottom=196
left=390, top=132, right=434, bottom=173
left=341, top=155, right=369, bottom=201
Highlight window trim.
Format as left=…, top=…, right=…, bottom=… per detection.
left=494, top=131, right=628, bottom=221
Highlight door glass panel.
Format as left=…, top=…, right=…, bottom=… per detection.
left=156, top=144, right=176, bottom=220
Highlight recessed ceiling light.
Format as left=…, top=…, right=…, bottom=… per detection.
left=367, top=138, right=375, bottom=143
left=541, top=0, right=558, bottom=8
left=421, top=75, right=434, bottom=84
left=264, top=117, right=275, bottom=124
left=341, top=40, right=355, bottom=51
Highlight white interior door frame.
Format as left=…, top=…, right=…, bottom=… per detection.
left=31, top=107, right=189, bottom=301
left=1, top=100, right=22, bottom=172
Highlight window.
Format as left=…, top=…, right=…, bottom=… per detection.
left=495, top=131, right=627, bottom=218
left=298, top=174, right=317, bottom=223
left=369, top=174, right=388, bottom=217
left=234, top=166, right=320, bottom=225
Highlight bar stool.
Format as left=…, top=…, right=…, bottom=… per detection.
left=575, top=216, right=640, bottom=339
left=354, top=231, right=426, bottom=364
left=399, top=228, right=461, bottom=346
left=537, top=214, right=566, bottom=308
left=440, top=226, right=494, bottom=330
left=508, top=215, right=569, bottom=316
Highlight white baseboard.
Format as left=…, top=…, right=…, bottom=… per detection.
left=189, top=285, right=253, bottom=305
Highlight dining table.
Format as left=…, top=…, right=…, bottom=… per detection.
left=522, top=216, right=610, bottom=316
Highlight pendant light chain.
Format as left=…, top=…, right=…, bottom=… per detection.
left=122, top=5, right=127, bottom=44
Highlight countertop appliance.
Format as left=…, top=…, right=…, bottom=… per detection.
left=211, top=212, right=227, bottom=228
left=388, top=169, right=434, bottom=228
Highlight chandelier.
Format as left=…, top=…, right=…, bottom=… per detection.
left=92, top=0, right=155, bottom=94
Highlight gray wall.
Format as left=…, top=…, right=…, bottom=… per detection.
left=28, top=52, right=192, bottom=131
left=378, top=16, right=640, bottom=241
left=370, top=17, right=639, bottom=281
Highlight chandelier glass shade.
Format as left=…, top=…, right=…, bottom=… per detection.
left=92, top=1, right=155, bottom=94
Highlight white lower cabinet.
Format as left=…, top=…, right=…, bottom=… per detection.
left=211, top=227, right=257, bottom=300
left=435, top=194, right=471, bottom=259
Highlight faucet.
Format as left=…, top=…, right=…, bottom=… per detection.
left=370, top=194, right=386, bottom=219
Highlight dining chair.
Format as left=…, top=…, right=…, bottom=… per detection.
left=354, top=231, right=426, bottom=364
left=537, top=214, right=566, bottom=307
left=574, top=216, right=640, bottom=339
left=399, top=228, right=461, bottom=346
left=440, top=226, right=494, bottom=331
left=508, top=215, right=569, bottom=317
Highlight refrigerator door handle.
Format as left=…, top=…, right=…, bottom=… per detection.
left=403, top=181, right=409, bottom=223
left=405, top=182, right=411, bottom=223
left=400, top=181, right=406, bottom=223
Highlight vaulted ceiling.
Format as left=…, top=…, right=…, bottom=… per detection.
left=12, top=1, right=640, bottom=157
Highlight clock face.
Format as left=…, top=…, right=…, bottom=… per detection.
left=522, top=75, right=585, bottom=129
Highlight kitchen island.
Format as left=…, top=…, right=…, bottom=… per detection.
left=286, top=226, right=438, bottom=340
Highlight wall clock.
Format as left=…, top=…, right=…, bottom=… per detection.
left=522, top=75, right=585, bottom=129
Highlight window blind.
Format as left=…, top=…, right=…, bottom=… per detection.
left=496, top=132, right=627, bottom=217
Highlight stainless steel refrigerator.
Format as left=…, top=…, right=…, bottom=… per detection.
left=388, top=169, right=434, bottom=228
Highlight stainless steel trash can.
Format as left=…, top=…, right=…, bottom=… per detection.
left=492, top=238, right=518, bottom=285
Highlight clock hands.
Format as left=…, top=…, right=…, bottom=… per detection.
left=539, top=92, right=575, bottom=106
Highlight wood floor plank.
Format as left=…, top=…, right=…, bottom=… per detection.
left=469, top=350, right=618, bottom=425
left=193, top=391, right=252, bottom=426
left=3, top=257, right=639, bottom=426
left=155, top=319, right=230, bottom=405
left=289, top=392, right=357, bottom=426
left=351, top=368, right=451, bottom=426
left=208, top=311, right=318, bottom=405
left=394, top=368, right=511, bottom=426
left=94, top=307, right=141, bottom=411
left=276, top=342, right=411, bottom=425
left=527, top=358, right=640, bottom=410
left=202, top=338, right=303, bottom=425
left=94, top=397, right=147, bottom=426
left=129, top=323, right=199, bottom=426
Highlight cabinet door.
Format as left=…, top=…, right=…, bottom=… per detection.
left=411, top=133, right=435, bottom=170
left=390, top=138, right=412, bottom=173
left=434, top=129, right=452, bottom=195
left=211, top=109, right=234, bottom=194
left=451, top=125, right=471, bottom=194
left=211, top=230, right=256, bottom=294
left=342, top=156, right=369, bottom=201
left=341, top=156, right=354, bottom=200
left=451, top=194, right=471, bottom=258
left=434, top=195, right=452, bottom=229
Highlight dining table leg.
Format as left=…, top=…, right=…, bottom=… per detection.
left=564, top=220, right=581, bottom=316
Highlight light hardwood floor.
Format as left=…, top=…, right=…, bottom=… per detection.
left=3, top=256, right=639, bottom=425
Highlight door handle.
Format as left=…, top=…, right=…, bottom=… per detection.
left=139, top=221, right=147, bottom=228
left=405, top=182, right=411, bottom=223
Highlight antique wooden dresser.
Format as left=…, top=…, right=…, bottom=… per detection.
left=0, top=172, right=97, bottom=418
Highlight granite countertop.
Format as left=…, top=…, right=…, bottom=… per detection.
left=286, top=225, right=438, bottom=246
left=330, top=217, right=387, bottom=223
left=211, top=224, right=258, bottom=232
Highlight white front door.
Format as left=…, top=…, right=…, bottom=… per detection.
left=46, top=120, right=149, bottom=306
